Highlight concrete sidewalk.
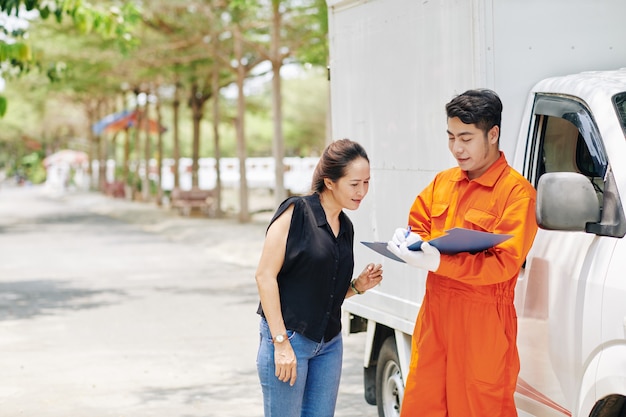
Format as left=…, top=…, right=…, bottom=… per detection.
left=70, top=187, right=274, bottom=264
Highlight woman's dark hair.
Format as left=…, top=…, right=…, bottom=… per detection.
left=311, top=138, right=369, bottom=194
left=445, top=89, right=503, bottom=138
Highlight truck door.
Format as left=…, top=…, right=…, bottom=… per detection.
left=514, top=94, right=615, bottom=417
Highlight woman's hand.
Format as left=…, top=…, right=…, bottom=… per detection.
left=274, top=341, right=297, bottom=386
left=353, top=263, right=383, bottom=293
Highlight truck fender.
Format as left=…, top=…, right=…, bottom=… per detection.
left=578, top=343, right=626, bottom=416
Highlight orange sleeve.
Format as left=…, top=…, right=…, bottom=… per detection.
left=407, top=180, right=434, bottom=240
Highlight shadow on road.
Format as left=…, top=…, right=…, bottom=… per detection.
left=0, top=280, right=128, bottom=320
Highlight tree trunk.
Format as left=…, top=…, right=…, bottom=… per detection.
left=101, top=131, right=109, bottom=189
left=326, top=63, right=333, bottom=146
left=110, top=131, right=118, bottom=177
left=142, top=103, right=152, bottom=202
left=123, top=128, right=130, bottom=189
left=234, top=27, right=250, bottom=223
left=85, top=100, right=98, bottom=190
left=156, top=90, right=164, bottom=206
left=190, top=82, right=202, bottom=189
left=173, top=82, right=181, bottom=190
left=132, top=90, right=143, bottom=199
left=97, top=135, right=105, bottom=191
left=211, top=40, right=223, bottom=217
left=97, top=98, right=108, bottom=191
left=271, top=0, right=287, bottom=204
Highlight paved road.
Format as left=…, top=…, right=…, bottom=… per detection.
left=0, top=185, right=378, bottom=417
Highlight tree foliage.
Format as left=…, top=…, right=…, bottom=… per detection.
left=0, top=0, right=140, bottom=116
left=0, top=0, right=140, bottom=35
left=1, top=0, right=329, bottom=218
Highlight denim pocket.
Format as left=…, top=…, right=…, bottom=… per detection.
left=259, top=318, right=272, bottom=343
left=286, top=329, right=296, bottom=342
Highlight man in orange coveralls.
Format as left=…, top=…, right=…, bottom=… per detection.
left=387, top=89, right=538, bottom=417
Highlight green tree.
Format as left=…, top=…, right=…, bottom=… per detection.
left=140, top=0, right=237, bottom=214
left=1, top=0, right=329, bottom=221
left=19, top=16, right=137, bottom=190
left=238, top=0, right=328, bottom=204
left=0, top=0, right=140, bottom=117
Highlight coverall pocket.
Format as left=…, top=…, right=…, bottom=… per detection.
left=466, top=305, right=510, bottom=386
left=464, top=208, right=498, bottom=232
left=430, top=202, right=449, bottom=233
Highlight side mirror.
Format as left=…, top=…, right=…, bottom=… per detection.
left=536, top=172, right=601, bottom=231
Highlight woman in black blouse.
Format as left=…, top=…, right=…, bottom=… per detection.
left=255, top=138, right=383, bottom=417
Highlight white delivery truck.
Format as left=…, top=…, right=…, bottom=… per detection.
left=326, top=1, right=626, bottom=416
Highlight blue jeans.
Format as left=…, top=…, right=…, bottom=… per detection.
left=257, top=318, right=343, bottom=417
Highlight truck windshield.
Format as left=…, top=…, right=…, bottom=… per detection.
left=613, top=92, right=626, bottom=138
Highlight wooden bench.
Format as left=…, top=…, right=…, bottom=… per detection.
left=170, top=187, right=215, bottom=216
left=103, top=181, right=126, bottom=198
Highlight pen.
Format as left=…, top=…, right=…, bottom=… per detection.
left=406, top=225, right=424, bottom=251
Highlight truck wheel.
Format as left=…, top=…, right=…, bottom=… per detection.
left=589, top=394, right=626, bottom=417
left=376, top=336, right=404, bottom=417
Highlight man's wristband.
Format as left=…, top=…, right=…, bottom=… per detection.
left=350, top=279, right=364, bottom=295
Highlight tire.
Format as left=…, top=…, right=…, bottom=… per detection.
left=375, top=336, right=404, bottom=417
left=589, top=395, right=626, bottom=417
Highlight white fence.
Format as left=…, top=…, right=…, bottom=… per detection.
left=92, top=157, right=319, bottom=194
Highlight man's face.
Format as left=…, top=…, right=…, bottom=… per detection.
left=447, top=116, right=500, bottom=179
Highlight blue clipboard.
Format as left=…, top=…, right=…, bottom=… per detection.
left=361, top=228, right=513, bottom=261
left=361, top=241, right=407, bottom=263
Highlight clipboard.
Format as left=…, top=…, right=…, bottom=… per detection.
left=361, top=241, right=407, bottom=263
left=361, top=228, right=513, bottom=261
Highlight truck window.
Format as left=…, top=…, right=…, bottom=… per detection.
left=528, top=93, right=626, bottom=238
left=537, top=116, right=604, bottom=199
left=527, top=95, right=608, bottom=204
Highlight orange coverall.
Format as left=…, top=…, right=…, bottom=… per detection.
left=400, top=153, right=537, bottom=417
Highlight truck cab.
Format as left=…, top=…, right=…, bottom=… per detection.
left=513, top=72, right=626, bottom=417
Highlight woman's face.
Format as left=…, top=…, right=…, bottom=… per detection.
left=328, top=157, right=370, bottom=210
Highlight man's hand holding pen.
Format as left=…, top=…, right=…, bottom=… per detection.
left=387, top=226, right=441, bottom=271
left=390, top=226, right=423, bottom=248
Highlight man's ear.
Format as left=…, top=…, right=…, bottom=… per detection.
left=488, top=125, right=500, bottom=144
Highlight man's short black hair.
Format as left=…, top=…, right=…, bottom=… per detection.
left=445, top=89, right=503, bottom=138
